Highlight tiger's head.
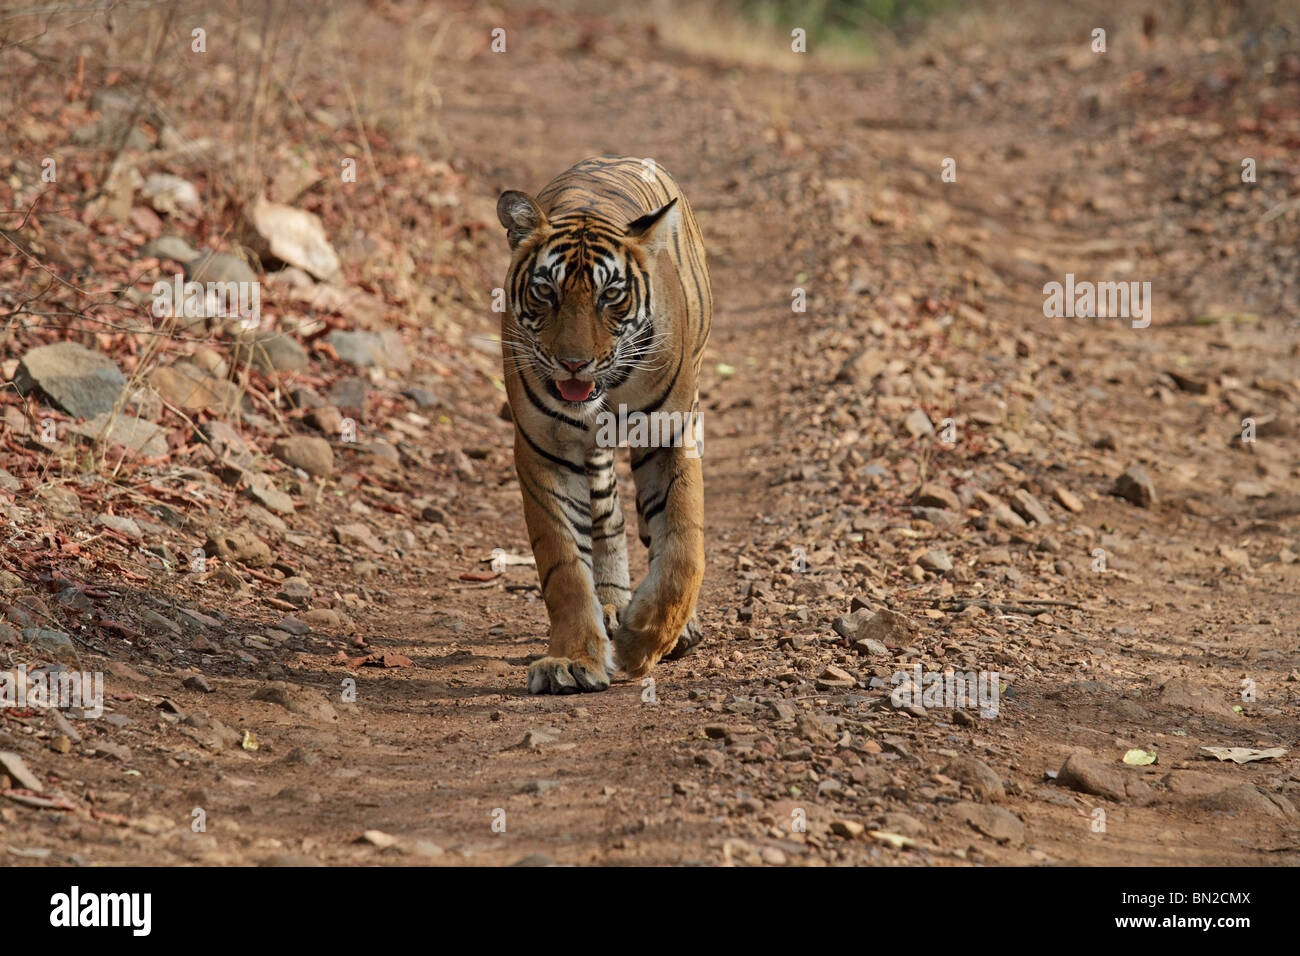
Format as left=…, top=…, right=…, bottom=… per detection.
left=497, top=190, right=679, bottom=407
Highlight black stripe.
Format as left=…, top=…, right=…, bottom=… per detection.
left=518, top=426, right=585, bottom=475
left=521, top=373, right=587, bottom=430
left=632, top=445, right=665, bottom=473
left=642, top=474, right=679, bottom=523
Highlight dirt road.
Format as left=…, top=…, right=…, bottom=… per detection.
left=1, top=3, right=1297, bottom=866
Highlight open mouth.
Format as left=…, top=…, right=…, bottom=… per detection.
left=551, top=378, right=599, bottom=403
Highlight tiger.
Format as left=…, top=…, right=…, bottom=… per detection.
left=496, top=156, right=712, bottom=694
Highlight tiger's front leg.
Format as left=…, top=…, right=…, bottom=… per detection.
left=515, top=430, right=613, bottom=694
left=614, top=440, right=705, bottom=678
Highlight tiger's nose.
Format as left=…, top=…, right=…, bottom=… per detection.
left=559, top=357, right=590, bottom=372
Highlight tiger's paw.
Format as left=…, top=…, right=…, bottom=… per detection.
left=527, top=655, right=611, bottom=695
left=662, top=617, right=703, bottom=661
left=612, top=625, right=663, bottom=680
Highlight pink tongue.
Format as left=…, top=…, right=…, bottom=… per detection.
left=557, top=378, right=595, bottom=402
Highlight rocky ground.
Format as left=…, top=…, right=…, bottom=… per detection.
left=1, top=1, right=1298, bottom=866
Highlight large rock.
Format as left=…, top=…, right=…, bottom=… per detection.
left=1055, top=752, right=1153, bottom=805
left=15, top=343, right=127, bottom=418
left=243, top=196, right=341, bottom=281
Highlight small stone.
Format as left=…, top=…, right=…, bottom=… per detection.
left=836, top=349, right=887, bottom=385
left=329, top=377, right=369, bottom=415
left=183, top=674, right=214, bottom=693
left=141, top=173, right=199, bottom=215
left=767, top=700, right=797, bottom=720
left=21, top=628, right=79, bottom=665
left=35, top=485, right=83, bottom=520
left=1157, top=677, right=1239, bottom=720
left=942, top=756, right=1005, bottom=802
left=902, top=409, right=934, bottom=438
left=1111, top=465, right=1156, bottom=508
left=204, top=528, right=272, bottom=568
left=760, top=846, right=787, bottom=866
left=839, top=607, right=919, bottom=647
left=332, top=523, right=384, bottom=552
left=916, top=482, right=960, bottom=510
left=306, top=405, right=344, bottom=435
left=1052, top=486, right=1084, bottom=513
left=277, top=576, right=313, bottom=606
left=0, top=751, right=44, bottom=792
left=988, top=504, right=1028, bottom=528
left=271, top=436, right=333, bottom=478
left=852, top=638, right=890, bottom=657
left=1055, top=752, right=1126, bottom=802
left=149, top=362, right=240, bottom=413
left=96, top=513, right=142, bottom=539
left=1010, top=489, right=1053, bottom=526
left=302, top=608, right=340, bottom=629
left=520, top=729, right=559, bottom=748
left=1168, top=370, right=1209, bottom=394
left=235, top=333, right=308, bottom=373
left=951, top=802, right=1024, bottom=845
left=198, top=420, right=252, bottom=463
left=817, top=665, right=856, bottom=689
left=141, top=235, right=199, bottom=262
left=68, top=413, right=169, bottom=457
left=252, top=681, right=338, bottom=722
left=695, top=750, right=725, bottom=769
left=277, top=615, right=312, bottom=636
left=245, top=476, right=295, bottom=515
left=880, top=811, right=927, bottom=838
left=185, top=250, right=257, bottom=285
left=402, top=386, right=438, bottom=408
left=243, top=196, right=341, bottom=281
left=830, top=819, right=865, bottom=839
left=918, top=549, right=953, bottom=573
left=328, top=329, right=410, bottom=372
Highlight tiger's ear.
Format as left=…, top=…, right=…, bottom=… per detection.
left=625, top=198, right=679, bottom=255
left=497, top=190, right=547, bottom=250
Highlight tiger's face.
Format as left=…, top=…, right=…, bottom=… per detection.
left=498, top=190, right=678, bottom=408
